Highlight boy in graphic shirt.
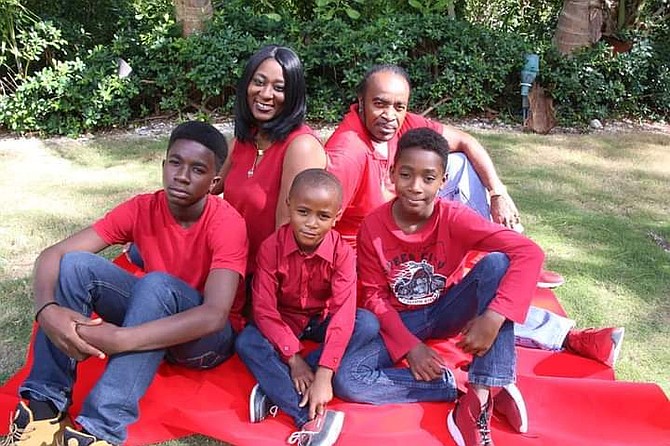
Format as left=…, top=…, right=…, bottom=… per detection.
left=333, top=128, right=543, bottom=446
left=236, top=169, right=378, bottom=446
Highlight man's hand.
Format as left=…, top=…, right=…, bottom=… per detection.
left=76, top=321, right=126, bottom=356
left=490, top=193, right=520, bottom=229
left=456, top=310, right=506, bottom=357
left=299, top=367, right=334, bottom=420
left=288, top=354, right=315, bottom=395
left=406, top=342, right=446, bottom=381
left=37, top=305, right=105, bottom=361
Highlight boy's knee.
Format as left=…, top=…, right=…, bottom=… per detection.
left=355, top=309, right=380, bottom=336
left=481, top=252, right=510, bottom=274
left=60, top=251, right=98, bottom=274
left=234, top=325, right=259, bottom=359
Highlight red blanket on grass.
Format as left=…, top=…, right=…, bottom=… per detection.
left=2, top=256, right=669, bottom=445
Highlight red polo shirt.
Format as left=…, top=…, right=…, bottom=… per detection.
left=325, top=104, right=443, bottom=247
left=357, top=198, right=544, bottom=362
left=252, top=224, right=356, bottom=372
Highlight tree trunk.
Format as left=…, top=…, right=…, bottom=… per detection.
left=554, top=0, right=603, bottom=54
left=174, top=0, right=213, bottom=37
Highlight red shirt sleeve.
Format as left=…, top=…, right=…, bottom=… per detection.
left=357, top=218, right=420, bottom=362
left=326, top=135, right=367, bottom=212
left=252, top=235, right=303, bottom=361
left=92, top=197, right=138, bottom=245
left=318, top=239, right=356, bottom=372
left=447, top=204, right=544, bottom=323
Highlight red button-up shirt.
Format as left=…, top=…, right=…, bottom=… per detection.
left=252, top=224, right=357, bottom=372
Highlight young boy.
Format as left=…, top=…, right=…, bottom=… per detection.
left=5, top=121, right=248, bottom=446
left=332, top=128, right=545, bottom=446
left=235, top=169, right=378, bottom=446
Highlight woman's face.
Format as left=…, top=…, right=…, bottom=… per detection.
left=247, top=58, right=285, bottom=123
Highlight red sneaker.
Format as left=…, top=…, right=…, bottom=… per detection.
left=493, top=383, right=528, bottom=433
left=287, top=410, right=344, bottom=446
left=447, top=388, right=495, bottom=446
left=566, top=327, right=625, bottom=367
left=537, top=268, right=565, bottom=288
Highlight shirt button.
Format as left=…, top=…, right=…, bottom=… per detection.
left=283, top=346, right=289, bottom=351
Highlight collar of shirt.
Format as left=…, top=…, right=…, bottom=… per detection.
left=279, top=224, right=337, bottom=264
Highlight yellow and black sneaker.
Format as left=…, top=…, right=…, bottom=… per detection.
left=2, top=401, right=70, bottom=446
left=62, top=427, right=112, bottom=446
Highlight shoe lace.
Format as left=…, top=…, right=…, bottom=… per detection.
left=2, top=413, right=35, bottom=446
left=476, top=409, right=493, bottom=446
left=287, top=429, right=314, bottom=446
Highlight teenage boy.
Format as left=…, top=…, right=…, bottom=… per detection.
left=236, top=169, right=378, bottom=446
left=5, top=121, right=248, bottom=446
left=333, top=128, right=544, bottom=446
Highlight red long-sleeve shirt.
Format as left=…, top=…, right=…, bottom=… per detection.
left=357, top=199, right=544, bottom=362
left=252, top=224, right=357, bottom=372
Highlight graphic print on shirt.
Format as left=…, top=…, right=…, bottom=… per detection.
left=392, top=259, right=447, bottom=305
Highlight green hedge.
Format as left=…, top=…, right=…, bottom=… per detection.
left=0, top=4, right=667, bottom=135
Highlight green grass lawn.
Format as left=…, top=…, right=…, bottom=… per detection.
left=0, top=127, right=668, bottom=444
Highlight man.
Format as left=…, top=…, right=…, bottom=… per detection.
left=325, top=64, right=563, bottom=288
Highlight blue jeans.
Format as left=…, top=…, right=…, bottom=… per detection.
left=236, top=309, right=379, bottom=427
left=19, top=252, right=235, bottom=444
left=332, top=253, right=514, bottom=405
left=440, top=152, right=490, bottom=219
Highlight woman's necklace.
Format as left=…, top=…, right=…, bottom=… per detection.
left=247, top=138, right=270, bottom=178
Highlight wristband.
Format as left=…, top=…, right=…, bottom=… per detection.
left=489, top=185, right=507, bottom=198
left=34, top=301, right=59, bottom=322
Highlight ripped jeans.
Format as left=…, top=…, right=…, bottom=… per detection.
left=19, top=252, right=235, bottom=444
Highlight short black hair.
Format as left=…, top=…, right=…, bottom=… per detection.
left=395, top=127, right=450, bottom=173
left=168, top=121, right=228, bottom=171
left=289, top=168, right=343, bottom=208
left=235, top=45, right=306, bottom=143
left=356, top=64, right=411, bottom=98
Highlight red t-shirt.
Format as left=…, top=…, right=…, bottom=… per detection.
left=92, top=190, right=248, bottom=329
left=357, top=198, right=544, bottom=362
left=224, top=124, right=320, bottom=272
left=252, top=224, right=356, bottom=372
left=325, top=105, right=443, bottom=247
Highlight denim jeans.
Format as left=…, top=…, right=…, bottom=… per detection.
left=439, top=152, right=491, bottom=219
left=19, top=252, right=235, bottom=444
left=332, top=253, right=515, bottom=405
left=235, top=309, right=379, bottom=427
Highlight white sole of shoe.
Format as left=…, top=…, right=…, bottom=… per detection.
left=249, top=383, right=262, bottom=423
left=447, top=410, right=466, bottom=446
left=320, top=411, right=345, bottom=446
left=536, top=279, right=565, bottom=288
left=610, top=327, right=625, bottom=367
left=503, top=383, right=528, bottom=434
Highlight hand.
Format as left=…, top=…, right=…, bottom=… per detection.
left=288, top=354, right=315, bottom=395
left=76, top=321, right=125, bottom=356
left=299, top=367, right=334, bottom=420
left=406, top=342, right=446, bottom=381
left=37, top=305, right=105, bottom=361
left=456, top=310, right=506, bottom=357
left=490, top=193, right=520, bottom=229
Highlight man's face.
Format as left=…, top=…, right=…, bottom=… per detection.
left=359, top=71, right=410, bottom=142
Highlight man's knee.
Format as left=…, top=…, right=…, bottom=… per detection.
left=234, top=325, right=262, bottom=361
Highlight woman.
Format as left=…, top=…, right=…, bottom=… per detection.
left=217, top=45, right=326, bottom=272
